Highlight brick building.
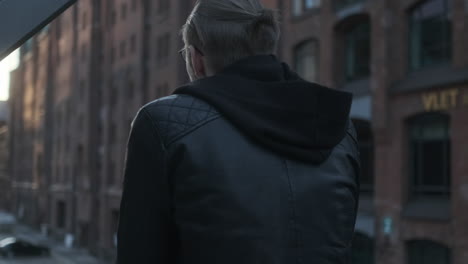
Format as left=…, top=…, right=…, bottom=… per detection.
left=0, top=101, right=9, bottom=210
left=280, top=0, right=468, bottom=263
left=6, top=0, right=468, bottom=263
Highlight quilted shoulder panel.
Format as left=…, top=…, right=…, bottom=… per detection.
left=142, top=94, right=221, bottom=146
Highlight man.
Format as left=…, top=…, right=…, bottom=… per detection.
left=117, top=0, right=360, bottom=263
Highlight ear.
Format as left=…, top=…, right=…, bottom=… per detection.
left=189, top=45, right=206, bottom=78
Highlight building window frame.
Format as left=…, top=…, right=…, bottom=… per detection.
left=130, top=34, right=137, bottom=54
left=408, top=112, right=451, bottom=198
left=110, top=9, right=117, bottom=26
left=155, top=33, right=171, bottom=67
left=121, top=2, right=128, bottom=20
left=120, top=40, right=127, bottom=59
left=131, top=0, right=137, bottom=11
left=409, top=0, right=452, bottom=71
left=353, top=119, right=374, bottom=194
left=344, top=21, right=371, bottom=81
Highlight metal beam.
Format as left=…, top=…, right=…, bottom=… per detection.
left=0, top=0, right=77, bottom=60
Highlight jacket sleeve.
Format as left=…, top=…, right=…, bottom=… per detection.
left=117, top=108, right=174, bottom=264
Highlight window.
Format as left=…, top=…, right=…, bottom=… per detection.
left=409, top=0, right=451, bottom=70
left=110, top=10, right=117, bottom=26
left=345, top=22, right=370, bottom=81
left=130, top=34, right=137, bottom=54
left=120, top=40, right=126, bottom=59
left=294, top=40, right=318, bottom=82
left=335, top=0, right=365, bottom=11
left=293, top=0, right=303, bottom=16
left=407, top=240, right=451, bottom=264
left=156, top=33, right=171, bottom=66
left=57, top=201, right=66, bottom=229
left=409, top=113, right=450, bottom=197
left=353, top=119, right=374, bottom=194
left=121, top=3, right=128, bottom=20
left=292, top=0, right=321, bottom=16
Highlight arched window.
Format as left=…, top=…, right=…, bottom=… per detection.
left=407, top=240, right=451, bottom=264
left=409, top=0, right=452, bottom=70
left=352, top=232, right=374, bottom=264
left=344, top=21, right=370, bottom=81
left=353, top=119, right=374, bottom=194
left=293, top=40, right=319, bottom=82
left=409, top=113, right=450, bottom=197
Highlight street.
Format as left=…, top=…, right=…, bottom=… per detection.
left=0, top=213, right=106, bottom=264
left=0, top=256, right=62, bottom=264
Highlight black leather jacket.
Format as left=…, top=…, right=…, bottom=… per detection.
left=117, top=56, right=360, bottom=264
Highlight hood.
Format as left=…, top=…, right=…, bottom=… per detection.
left=173, top=55, right=353, bottom=164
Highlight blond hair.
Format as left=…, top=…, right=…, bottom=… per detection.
left=181, top=0, right=280, bottom=72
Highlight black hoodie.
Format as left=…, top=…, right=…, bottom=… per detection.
left=174, top=55, right=353, bottom=164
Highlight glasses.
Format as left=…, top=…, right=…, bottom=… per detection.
left=178, top=45, right=204, bottom=61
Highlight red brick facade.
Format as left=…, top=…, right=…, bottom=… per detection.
left=6, top=0, right=468, bottom=263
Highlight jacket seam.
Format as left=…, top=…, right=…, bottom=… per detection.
left=346, top=130, right=359, bottom=146
left=141, top=108, right=167, bottom=151
left=283, top=159, right=303, bottom=262
left=346, top=120, right=359, bottom=146
left=140, top=107, right=173, bottom=211
left=166, top=114, right=222, bottom=147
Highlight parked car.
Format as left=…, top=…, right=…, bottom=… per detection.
left=0, top=237, right=50, bottom=258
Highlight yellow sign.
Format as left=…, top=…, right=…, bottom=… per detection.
left=422, top=89, right=460, bottom=112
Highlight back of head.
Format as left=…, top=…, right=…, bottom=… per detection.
left=182, top=0, right=280, bottom=72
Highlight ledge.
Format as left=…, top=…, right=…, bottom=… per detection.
left=391, top=65, right=468, bottom=94
left=290, top=8, right=321, bottom=23
left=335, top=2, right=366, bottom=20
left=402, top=197, right=451, bottom=221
